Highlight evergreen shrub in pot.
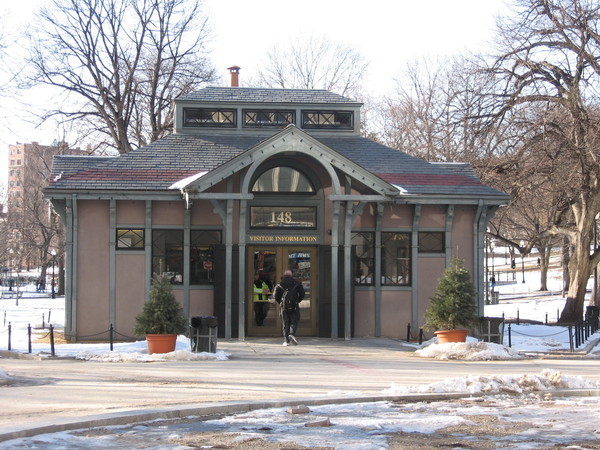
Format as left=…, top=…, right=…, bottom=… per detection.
left=134, top=274, right=187, bottom=354
left=423, top=258, right=478, bottom=343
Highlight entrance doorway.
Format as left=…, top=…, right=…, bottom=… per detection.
left=248, top=246, right=317, bottom=337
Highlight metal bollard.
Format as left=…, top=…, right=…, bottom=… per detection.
left=406, top=323, right=411, bottom=342
left=508, top=323, right=512, bottom=347
left=568, top=325, right=574, bottom=352
left=28, top=324, right=32, bottom=353
left=49, top=324, right=55, bottom=357
left=7, top=322, right=11, bottom=351
left=110, top=324, right=114, bottom=351
left=419, top=328, right=424, bottom=345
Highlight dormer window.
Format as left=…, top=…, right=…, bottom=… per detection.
left=244, top=109, right=294, bottom=128
left=302, top=111, right=353, bottom=130
left=183, top=108, right=236, bottom=127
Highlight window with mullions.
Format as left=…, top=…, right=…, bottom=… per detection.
left=301, top=111, right=353, bottom=130
left=190, top=230, right=221, bottom=285
left=183, top=108, right=236, bottom=127
left=381, top=232, right=411, bottom=286
left=243, top=110, right=294, bottom=128
left=152, top=230, right=184, bottom=284
left=418, top=232, right=445, bottom=253
left=116, top=229, right=144, bottom=249
left=352, top=232, right=374, bottom=285
left=252, top=166, right=315, bottom=193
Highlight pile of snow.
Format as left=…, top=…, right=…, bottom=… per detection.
left=384, top=369, right=599, bottom=395
left=0, top=369, right=11, bottom=386
left=416, top=341, right=524, bottom=360
left=76, top=348, right=230, bottom=363
left=69, top=336, right=230, bottom=362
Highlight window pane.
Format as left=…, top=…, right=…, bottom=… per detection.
left=183, top=108, right=236, bottom=127
left=301, top=111, right=353, bottom=130
left=352, top=232, right=374, bottom=285
left=381, top=232, right=411, bottom=286
left=116, top=229, right=144, bottom=249
left=252, top=167, right=314, bottom=193
left=152, top=230, right=184, bottom=284
left=243, top=109, right=294, bottom=128
left=418, top=232, right=445, bottom=253
left=190, top=230, right=221, bottom=285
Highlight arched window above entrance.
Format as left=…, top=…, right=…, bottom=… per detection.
left=252, top=166, right=315, bottom=193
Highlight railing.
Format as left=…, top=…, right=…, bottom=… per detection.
left=0, top=323, right=137, bottom=357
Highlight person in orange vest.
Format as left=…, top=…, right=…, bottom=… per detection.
left=253, top=273, right=271, bottom=326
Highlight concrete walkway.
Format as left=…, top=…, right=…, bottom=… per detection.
left=2, top=337, right=600, bottom=442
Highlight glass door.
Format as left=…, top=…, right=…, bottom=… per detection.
left=248, top=246, right=317, bottom=337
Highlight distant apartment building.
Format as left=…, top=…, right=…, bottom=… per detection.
left=7, top=142, right=86, bottom=211
left=6, top=142, right=86, bottom=271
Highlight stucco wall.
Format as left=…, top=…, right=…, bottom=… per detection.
left=416, top=256, right=447, bottom=331
left=382, top=204, right=413, bottom=228
left=116, top=200, right=145, bottom=224
left=152, top=201, right=185, bottom=225
left=115, top=253, right=146, bottom=336
left=189, top=289, right=214, bottom=317
left=452, top=205, right=476, bottom=271
left=380, top=290, right=412, bottom=339
left=76, top=200, right=110, bottom=337
left=191, top=200, right=222, bottom=226
left=419, top=205, right=446, bottom=228
left=353, top=290, right=375, bottom=336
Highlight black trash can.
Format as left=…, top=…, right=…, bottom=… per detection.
left=189, top=316, right=218, bottom=353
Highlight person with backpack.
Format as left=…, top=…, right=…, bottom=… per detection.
left=274, top=269, right=305, bottom=346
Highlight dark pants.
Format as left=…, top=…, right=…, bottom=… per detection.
left=253, top=301, right=269, bottom=325
left=281, top=308, right=300, bottom=341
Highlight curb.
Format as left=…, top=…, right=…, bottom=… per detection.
left=1, top=389, right=599, bottom=443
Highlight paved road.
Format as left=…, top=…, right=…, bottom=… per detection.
left=2, top=337, right=600, bottom=442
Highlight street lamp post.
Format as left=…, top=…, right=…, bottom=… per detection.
left=520, top=240, right=526, bottom=284
left=490, top=241, right=496, bottom=280
left=8, top=248, right=13, bottom=292
left=51, top=249, right=57, bottom=299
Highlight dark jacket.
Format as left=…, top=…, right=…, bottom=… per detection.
left=274, top=276, right=305, bottom=305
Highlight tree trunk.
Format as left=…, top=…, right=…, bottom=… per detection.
left=561, top=238, right=570, bottom=295
left=559, top=212, right=595, bottom=323
left=538, top=246, right=548, bottom=291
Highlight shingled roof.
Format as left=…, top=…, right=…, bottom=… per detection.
left=46, top=130, right=506, bottom=199
left=177, top=87, right=360, bottom=105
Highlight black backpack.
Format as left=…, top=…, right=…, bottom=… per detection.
left=282, top=284, right=299, bottom=311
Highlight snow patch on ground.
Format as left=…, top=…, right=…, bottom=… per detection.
left=384, top=369, right=599, bottom=395
left=416, top=341, right=525, bottom=360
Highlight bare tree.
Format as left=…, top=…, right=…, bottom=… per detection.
left=375, top=55, right=579, bottom=293
left=377, top=57, right=510, bottom=162
left=255, top=35, right=369, bottom=98
left=487, top=0, right=600, bottom=322
left=25, top=0, right=217, bottom=154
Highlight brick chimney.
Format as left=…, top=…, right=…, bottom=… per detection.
left=228, top=66, right=240, bottom=87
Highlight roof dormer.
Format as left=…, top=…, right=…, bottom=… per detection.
left=174, top=87, right=362, bottom=136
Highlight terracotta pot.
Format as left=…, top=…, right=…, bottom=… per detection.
left=145, top=334, right=177, bottom=354
left=434, top=329, right=469, bottom=344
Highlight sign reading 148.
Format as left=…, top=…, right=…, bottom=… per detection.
left=250, top=206, right=317, bottom=229
left=271, top=211, right=293, bottom=224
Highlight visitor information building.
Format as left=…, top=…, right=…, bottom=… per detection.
left=46, top=86, right=509, bottom=341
